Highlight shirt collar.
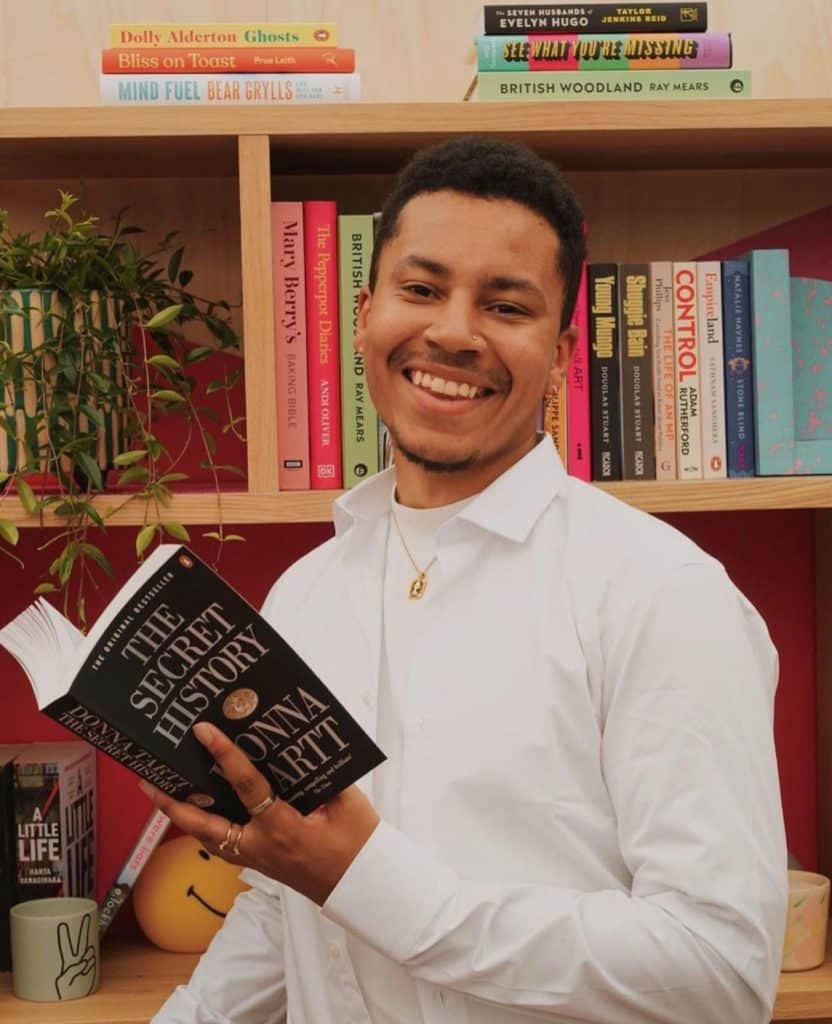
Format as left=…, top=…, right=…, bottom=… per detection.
left=333, top=435, right=566, bottom=544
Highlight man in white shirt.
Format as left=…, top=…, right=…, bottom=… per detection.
left=148, top=135, right=788, bottom=1023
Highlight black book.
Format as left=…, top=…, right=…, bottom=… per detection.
left=483, top=3, right=707, bottom=35
left=0, top=744, right=22, bottom=972
left=0, top=546, right=386, bottom=822
left=589, top=263, right=622, bottom=481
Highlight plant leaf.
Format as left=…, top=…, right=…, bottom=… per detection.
left=80, top=542, right=115, bottom=577
left=112, top=449, right=148, bottom=467
left=0, top=520, right=19, bottom=545
left=151, top=389, right=186, bottom=404
left=147, top=354, right=181, bottom=370
left=144, top=304, right=184, bottom=330
left=33, top=582, right=58, bottom=595
left=136, top=524, right=156, bottom=557
left=117, top=466, right=149, bottom=486
left=15, top=476, right=38, bottom=514
left=162, top=521, right=190, bottom=542
left=76, top=451, right=104, bottom=491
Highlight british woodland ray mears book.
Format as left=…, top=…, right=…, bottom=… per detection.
left=0, top=546, right=385, bottom=822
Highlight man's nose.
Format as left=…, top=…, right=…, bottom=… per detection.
left=425, top=297, right=485, bottom=352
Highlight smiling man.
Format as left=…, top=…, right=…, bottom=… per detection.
left=151, top=136, right=787, bottom=1024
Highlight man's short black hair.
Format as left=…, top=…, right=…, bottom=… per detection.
left=368, top=135, right=586, bottom=331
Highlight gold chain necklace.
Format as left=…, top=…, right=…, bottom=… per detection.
left=390, top=503, right=438, bottom=600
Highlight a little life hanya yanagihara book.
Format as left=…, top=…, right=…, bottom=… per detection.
left=0, top=545, right=385, bottom=822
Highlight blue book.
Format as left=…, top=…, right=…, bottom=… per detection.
left=721, top=260, right=756, bottom=477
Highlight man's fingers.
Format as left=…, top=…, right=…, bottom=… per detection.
left=139, top=780, right=233, bottom=850
left=193, top=721, right=276, bottom=816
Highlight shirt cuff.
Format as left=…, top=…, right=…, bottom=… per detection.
left=322, top=819, right=458, bottom=962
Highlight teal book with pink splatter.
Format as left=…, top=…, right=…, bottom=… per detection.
left=793, top=277, right=832, bottom=442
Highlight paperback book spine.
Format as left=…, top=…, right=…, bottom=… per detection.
left=100, top=72, right=361, bottom=104
left=543, top=382, right=568, bottom=464
left=477, top=69, right=750, bottom=101
left=476, top=32, right=731, bottom=71
left=697, top=260, right=727, bottom=478
left=338, top=214, right=379, bottom=488
left=649, top=261, right=677, bottom=480
left=102, top=47, right=356, bottom=74
left=304, top=201, right=343, bottom=489
left=619, top=264, right=655, bottom=479
left=98, top=808, right=170, bottom=938
left=482, top=3, right=707, bottom=34
left=721, top=259, right=756, bottom=477
left=109, top=23, right=338, bottom=47
left=747, top=248, right=793, bottom=476
left=272, top=202, right=311, bottom=491
left=589, top=263, right=622, bottom=481
left=0, top=749, right=19, bottom=971
left=567, top=263, right=591, bottom=481
left=673, top=262, right=703, bottom=479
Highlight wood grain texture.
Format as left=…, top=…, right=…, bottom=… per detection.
left=0, top=0, right=830, bottom=105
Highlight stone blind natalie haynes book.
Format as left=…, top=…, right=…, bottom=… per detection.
left=0, top=546, right=385, bottom=823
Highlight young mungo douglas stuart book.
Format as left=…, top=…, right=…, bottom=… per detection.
left=0, top=546, right=385, bottom=822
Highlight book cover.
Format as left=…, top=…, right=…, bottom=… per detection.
left=12, top=743, right=96, bottom=904
left=305, top=201, right=343, bottom=489
left=272, top=202, right=311, bottom=491
left=338, top=214, right=379, bottom=488
left=0, top=546, right=385, bottom=822
left=102, top=47, right=356, bottom=74
left=697, top=261, right=727, bottom=478
left=476, top=32, right=731, bottom=71
left=477, top=68, right=751, bottom=101
left=100, top=73, right=361, bottom=105
left=619, top=264, right=655, bottom=479
left=720, top=259, right=756, bottom=477
left=792, top=276, right=832, bottom=442
left=566, top=261, right=591, bottom=481
left=109, top=24, right=338, bottom=48
left=0, top=745, right=22, bottom=972
left=649, top=261, right=677, bottom=480
left=673, top=262, right=703, bottom=479
left=482, top=3, right=708, bottom=34
left=588, top=263, right=622, bottom=481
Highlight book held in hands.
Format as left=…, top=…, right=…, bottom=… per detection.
left=0, top=546, right=385, bottom=822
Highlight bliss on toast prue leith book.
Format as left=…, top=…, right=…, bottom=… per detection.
left=0, top=546, right=385, bottom=822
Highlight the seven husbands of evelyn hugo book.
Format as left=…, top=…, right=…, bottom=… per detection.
left=0, top=546, right=385, bottom=822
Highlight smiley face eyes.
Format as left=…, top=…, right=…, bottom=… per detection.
left=198, top=849, right=210, bottom=861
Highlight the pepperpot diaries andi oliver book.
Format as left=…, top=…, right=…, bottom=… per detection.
left=0, top=545, right=385, bottom=822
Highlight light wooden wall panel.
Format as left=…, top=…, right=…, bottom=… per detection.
left=0, top=0, right=829, bottom=106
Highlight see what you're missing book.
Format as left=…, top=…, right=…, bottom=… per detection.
left=0, top=546, right=385, bottom=822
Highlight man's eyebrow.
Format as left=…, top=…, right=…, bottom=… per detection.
left=392, top=254, right=450, bottom=277
left=486, top=275, right=546, bottom=303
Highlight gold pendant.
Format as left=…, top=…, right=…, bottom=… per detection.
left=409, top=574, right=427, bottom=600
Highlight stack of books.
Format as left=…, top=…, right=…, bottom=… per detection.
left=100, top=21, right=360, bottom=106
left=475, top=2, right=751, bottom=102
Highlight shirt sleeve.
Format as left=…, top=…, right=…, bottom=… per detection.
left=323, top=562, right=788, bottom=1023
left=151, top=873, right=287, bottom=1024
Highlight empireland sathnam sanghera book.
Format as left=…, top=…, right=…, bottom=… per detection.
left=0, top=546, right=385, bottom=822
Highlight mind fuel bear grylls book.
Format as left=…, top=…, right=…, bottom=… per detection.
left=0, top=545, right=386, bottom=823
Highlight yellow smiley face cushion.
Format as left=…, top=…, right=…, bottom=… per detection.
left=132, top=835, right=250, bottom=952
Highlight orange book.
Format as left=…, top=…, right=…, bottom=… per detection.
left=102, top=47, right=355, bottom=74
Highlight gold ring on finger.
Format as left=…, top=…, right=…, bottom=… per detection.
left=232, top=824, right=245, bottom=857
left=248, top=793, right=275, bottom=817
left=218, top=822, right=235, bottom=852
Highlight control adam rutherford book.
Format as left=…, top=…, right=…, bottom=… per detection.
left=0, top=545, right=385, bottom=822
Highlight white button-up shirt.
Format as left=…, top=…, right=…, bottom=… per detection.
left=153, top=437, right=787, bottom=1024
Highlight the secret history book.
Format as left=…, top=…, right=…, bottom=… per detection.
left=0, top=545, right=385, bottom=821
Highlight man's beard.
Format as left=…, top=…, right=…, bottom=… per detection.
left=393, top=433, right=477, bottom=474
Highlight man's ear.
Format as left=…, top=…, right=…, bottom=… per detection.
left=547, top=324, right=579, bottom=394
left=354, top=286, right=372, bottom=354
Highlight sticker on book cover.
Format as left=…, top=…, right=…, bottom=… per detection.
left=223, top=688, right=259, bottom=720
left=186, top=793, right=215, bottom=808
left=178, top=554, right=194, bottom=569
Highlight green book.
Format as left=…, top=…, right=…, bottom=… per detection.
left=338, top=214, right=379, bottom=487
left=478, top=68, right=751, bottom=101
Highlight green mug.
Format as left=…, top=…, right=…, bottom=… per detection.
left=10, top=897, right=100, bottom=1001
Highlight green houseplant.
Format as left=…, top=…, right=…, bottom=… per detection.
left=0, top=191, right=245, bottom=625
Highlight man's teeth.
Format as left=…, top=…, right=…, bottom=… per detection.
left=410, top=369, right=481, bottom=399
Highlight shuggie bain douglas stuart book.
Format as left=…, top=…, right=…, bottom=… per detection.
left=0, top=546, right=385, bottom=822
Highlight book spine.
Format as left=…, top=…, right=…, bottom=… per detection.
left=109, top=23, right=339, bottom=47
left=649, top=262, right=677, bottom=480
left=0, top=757, right=16, bottom=970
left=482, top=3, right=708, bottom=34
left=543, top=381, right=568, bottom=464
left=477, top=69, right=750, bottom=101
left=673, top=262, right=703, bottom=479
left=102, top=47, right=356, bottom=74
left=338, top=214, right=379, bottom=488
left=304, top=201, right=342, bottom=489
left=619, top=264, right=655, bottom=479
left=697, top=261, right=727, bottom=478
left=98, top=808, right=170, bottom=938
left=273, top=202, right=311, bottom=491
left=589, top=263, right=622, bottom=481
left=476, top=33, right=731, bottom=71
left=747, top=249, right=793, bottom=476
left=721, top=259, right=756, bottom=477
left=99, top=73, right=361, bottom=104
left=566, top=262, right=591, bottom=481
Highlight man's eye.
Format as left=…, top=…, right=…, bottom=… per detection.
left=491, top=303, right=526, bottom=316
left=403, top=283, right=434, bottom=298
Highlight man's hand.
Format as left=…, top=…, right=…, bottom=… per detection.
left=139, top=722, right=380, bottom=906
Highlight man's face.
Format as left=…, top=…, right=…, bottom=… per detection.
left=355, top=190, right=575, bottom=493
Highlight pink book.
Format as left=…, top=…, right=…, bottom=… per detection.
left=567, top=261, right=591, bottom=480
left=303, top=200, right=342, bottom=489
left=272, top=202, right=310, bottom=490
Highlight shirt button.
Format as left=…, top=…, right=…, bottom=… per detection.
left=328, top=942, right=342, bottom=960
